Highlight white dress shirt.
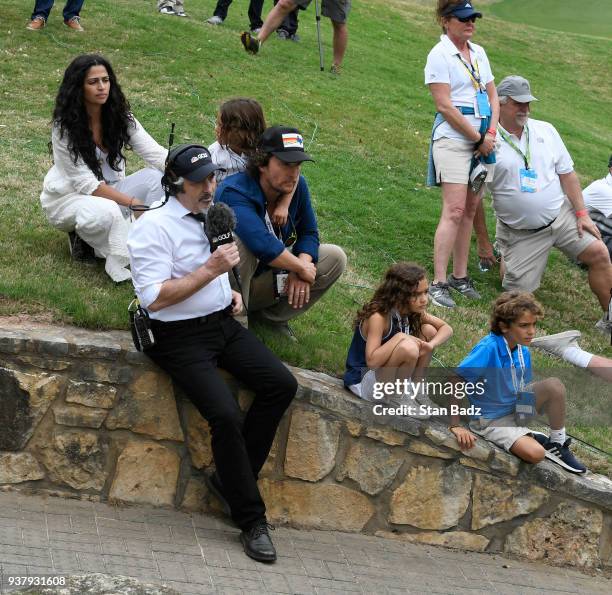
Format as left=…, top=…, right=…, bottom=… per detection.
left=424, top=34, right=494, bottom=142
left=488, top=118, right=574, bottom=229
left=127, top=196, right=232, bottom=321
left=583, top=173, right=612, bottom=218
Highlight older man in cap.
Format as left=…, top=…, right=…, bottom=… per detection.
left=487, top=75, right=612, bottom=338
left=217, top=125, right=346, bottom=339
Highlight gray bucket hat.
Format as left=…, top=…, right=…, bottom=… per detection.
left=497, top=75, right=538, bottom=103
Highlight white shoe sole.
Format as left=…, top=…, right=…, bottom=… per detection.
left=543, top=448, right=586, bottom=474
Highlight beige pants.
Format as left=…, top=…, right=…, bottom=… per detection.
left=235, top=237, right=346, bottom=324
left=496, top=199, right=596, bottom=292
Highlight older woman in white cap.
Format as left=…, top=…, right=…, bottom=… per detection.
left=425, top=0, right=499, bottom=308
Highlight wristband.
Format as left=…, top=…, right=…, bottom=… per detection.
left=474, top=132, right=485, bottom=148
left=575, top=209, right=588, bottom=218
left=486, top=127, right=497, bottom=136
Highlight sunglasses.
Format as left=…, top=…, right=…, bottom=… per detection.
left=455, top=15, right=478, bottom=23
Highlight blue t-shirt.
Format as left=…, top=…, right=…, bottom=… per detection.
left=457, top=332, right=532, bottom=419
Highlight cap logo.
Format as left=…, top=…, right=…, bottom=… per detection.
left=281, top=133, right=304, bottom=149
left=190, top=152, right=208, bottom=163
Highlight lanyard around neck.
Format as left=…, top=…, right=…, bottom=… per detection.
left=502, top=336, right=526, bottom=394
left=456, top=54, right=482, bottom=91
left=392, top=310, right=410, bottom=335
left=499, top=125, right=531, bottom=169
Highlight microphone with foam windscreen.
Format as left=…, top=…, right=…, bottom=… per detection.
left=205, top=202, right=243, bottom=294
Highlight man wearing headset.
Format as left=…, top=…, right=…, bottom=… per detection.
left=127, top=144, right=297, bottom=563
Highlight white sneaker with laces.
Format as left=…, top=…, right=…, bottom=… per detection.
left=207, top=15, right=223, bottom=25
left=531, top=330, right=581, bottom=359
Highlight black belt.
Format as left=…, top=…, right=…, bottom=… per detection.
left=150, top=306, right=232, bottom=329
left=501, top=217, right=556, bottom=233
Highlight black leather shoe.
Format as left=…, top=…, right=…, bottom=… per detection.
left=68, top=231, right=96, bottom=265
left=240, top=520, right=276, bottom=562
left=204, top=469, right=231, bottom=516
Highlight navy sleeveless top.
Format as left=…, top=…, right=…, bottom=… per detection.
left=343, top=310, right=410, bottom=387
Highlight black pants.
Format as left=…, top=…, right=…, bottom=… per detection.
left=148, top=311, right=296, bottom=530
left=213, top=0, right=265, bottom=30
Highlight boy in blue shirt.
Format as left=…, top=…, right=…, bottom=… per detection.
left=451, top=292, right=586, bottom=473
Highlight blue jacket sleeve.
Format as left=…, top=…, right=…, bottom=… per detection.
left=292, top=177, right=320, bottom=263
left=217, top=184, right=285, bottom=265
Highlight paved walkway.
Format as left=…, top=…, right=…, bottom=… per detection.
left=0, top=491, right=609, bottom=595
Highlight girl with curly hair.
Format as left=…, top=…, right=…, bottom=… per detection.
left=40, top=54, right=167, bottom=282
left=344, top=262, right=453, bottom=403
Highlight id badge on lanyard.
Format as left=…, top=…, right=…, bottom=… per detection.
left=519, top=168, right=538, bottom=193
left=503, top=337, right=536, bottom=420
left=475, top=90, right=491, bottom=119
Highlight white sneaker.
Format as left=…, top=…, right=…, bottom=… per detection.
left=531, top=330, right=581, bottom=359
left=251, top=27, right=261, bottom=35
left=105, top=255, right=132, bottom=283
left=595, top=316, right=612, bottom=338
left=206, top=15, right=223, bottom=25
left=159, top=6, right=176, bottom=15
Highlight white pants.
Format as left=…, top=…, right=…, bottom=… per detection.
left=57, top=168, right=163, bottom=262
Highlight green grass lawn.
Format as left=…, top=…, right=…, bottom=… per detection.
left=489, top=0, right=612, bottom=39
left=1, top=0, right=610, bottom=468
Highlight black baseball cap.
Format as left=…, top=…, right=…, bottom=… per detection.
left=443, top=1, right=482, bottom=19
left=259, top=126, right=314, bottom=163
left=171, top=145, right=223, bottom=181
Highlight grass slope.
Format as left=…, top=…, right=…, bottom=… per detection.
left=490, top=0, right=612, bottom=39
left=1, top=1, right=610, bottom=465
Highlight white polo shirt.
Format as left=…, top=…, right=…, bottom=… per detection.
left=424, top=34, right=494, bottom=142
left=127, top=196, right=232, bottom=321
left=583, top=173, right=612, bottom=218
left=488, top=118, right=574, bottom=230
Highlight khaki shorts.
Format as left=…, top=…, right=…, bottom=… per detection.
left=496, top=198, right=596, bottom=292
left=469, top=415, right=531, bottom=451
left=294, top=0, right=351, bottom=23
left=432, top=138, right=494, bottom=185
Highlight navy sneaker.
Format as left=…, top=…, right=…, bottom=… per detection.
left=529, top=431, right=549, bottom=447
left=544, top=438, right=587, bottom=474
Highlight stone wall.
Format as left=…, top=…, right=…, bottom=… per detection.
left=0, top=323, right=611, bottom=570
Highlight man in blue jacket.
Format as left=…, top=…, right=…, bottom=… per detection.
left=217, top=126, right=346, bottom=339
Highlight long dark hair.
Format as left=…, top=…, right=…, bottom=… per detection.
left=355, top=262, right=427, bottom=338
left=217, top=98, right=266, bottom=155
left=52, top=54, right=133, bottom=180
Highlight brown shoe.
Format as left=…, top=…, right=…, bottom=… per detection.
left=26, top=16, right=46, bottom=31
left=64, top=16, right=84, bottom=31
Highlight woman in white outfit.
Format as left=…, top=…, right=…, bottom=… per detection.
left=40, top=54, right=167, bottom=282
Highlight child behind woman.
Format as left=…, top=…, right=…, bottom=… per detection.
left=344, top=262, right=453, bottom=404
left=209, top=97, right=291, bottom=225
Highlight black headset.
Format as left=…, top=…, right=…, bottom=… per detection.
left=161, top=143, right=208, bottom=197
